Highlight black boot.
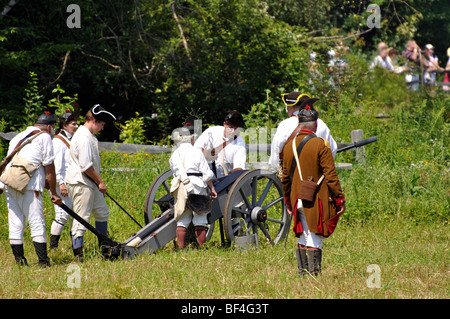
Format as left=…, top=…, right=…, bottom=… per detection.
left=295, top=246, right=308, bottom=277
left=49, top=234, right=61, bottom=250
left=307, top=249, right=322, bottom=276
left=11, top=244, right=28, bottom=266
left=73, top=247, right=83, bottom=262
left=33, top=242, right=51, bottom=268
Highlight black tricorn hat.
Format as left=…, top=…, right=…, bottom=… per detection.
left=298, top=106, right=319, bottom=123
left=298, top=97, right=320, bottom=110
left=90, top=104, right=116, bottom=122
left=281, top=92, right=310, bottom=107
left=224, top=110, right=244, bottom=128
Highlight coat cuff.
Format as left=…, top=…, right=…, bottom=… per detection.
left=284, top=196, right=291, bottom=206
left=334, top=196, right=345, bottom=206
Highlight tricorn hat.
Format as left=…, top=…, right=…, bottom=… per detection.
left=281, top=92, right=310, bottom=107
left=298, top=97, right=320, bottom=111
left=90, top=104, right=116, bottom=122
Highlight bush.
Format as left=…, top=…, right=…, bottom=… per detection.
left=119, top=112, right=147, bottom=144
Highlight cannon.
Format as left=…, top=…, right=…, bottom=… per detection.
left=121, top=169, right=290, bottom=258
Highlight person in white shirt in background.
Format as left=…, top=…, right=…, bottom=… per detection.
left=49, top=111, right=79, bottom=249
left=443, top=47, right=450, bottom=91
left=170, top=117, right=217, bottom=249
left=269, top=92, right=337, bottom=174
left=423, top=44, right=444, bottom=84
left=65, top=104, right=116, bottom=262
left=0, top=112, right=62, bottom=267
left=386, top=48, right=409, bottom=74
left=194, top=110, right=247, bottom=178
left=370, top=47, right=391, bottom=70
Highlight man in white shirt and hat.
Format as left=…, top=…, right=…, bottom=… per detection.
left=269, top=92, right=337, bottom=173
left=170, top=117, right=217, bottom=249
left=0, top=112, right=62, bottom=267
left=65, top=104, right=116, bottom=261
left=194, top=110, right=247, bottom=178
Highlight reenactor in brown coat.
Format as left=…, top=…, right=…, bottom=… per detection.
left=281, top=105, right=346, bottom=276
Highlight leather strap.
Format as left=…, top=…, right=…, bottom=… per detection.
left=0, top=130, right=43, bottom=176
left=209, top=135, right=237, bottom=157
left=54, top=134, right=70, bottom=149
left=279, top=123, right=301, bottom=160
left=289, top=133, right=316, bottom=180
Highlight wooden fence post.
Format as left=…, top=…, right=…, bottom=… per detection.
left=351, top=129, right=365, bottom=166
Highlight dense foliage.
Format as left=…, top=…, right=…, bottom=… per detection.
left=1, top=0, right=449, bottom=142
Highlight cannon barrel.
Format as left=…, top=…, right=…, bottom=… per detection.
left=336, top=136, right=377, bottom=153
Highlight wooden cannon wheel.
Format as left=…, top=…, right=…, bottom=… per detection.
left=222, top=169, right=290, bottom=246
left=143, top=169, right=173, bottom=224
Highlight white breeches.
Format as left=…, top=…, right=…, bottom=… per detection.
left=67, top=183, right=109, bottom=238
left=297, top=203, right=324, bottom=250
left=176, top=187, right=209, bottom=228
left=6, top=188, right=46, bottom=244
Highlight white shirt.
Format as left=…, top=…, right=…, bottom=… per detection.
left=386, top=56, right=404, bottom=74
left=65, top=125, right=100, bottom=188
left=1, top=126, right=54, bottom=192
left=370, top=55, right=391, bottom=70
left=268, top=115, right=337, bottom=172
left=194, top=126, right=247, bottom=178
left=170, top=142, right=215, bottom=192
left=52, top=130, right=72, bottom=185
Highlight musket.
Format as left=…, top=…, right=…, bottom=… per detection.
left=336, top=136, right=377, bottom=153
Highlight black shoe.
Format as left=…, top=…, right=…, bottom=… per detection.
left=49, top=234, right=61, bottom=250
left=73, top=247, right=84, bottom=263
left=33, top=242, right=51, bottom=268
left=11, top=244, right=29, bottom=266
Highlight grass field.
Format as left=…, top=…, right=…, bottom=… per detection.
left=0, top=91, right=448, bottom=299
left=0, top=216, right=447, bottom=299
left=0, top=149, right=448, bottom=299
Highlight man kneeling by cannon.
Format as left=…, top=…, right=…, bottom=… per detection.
left=170, top=117, right=217, bottom=249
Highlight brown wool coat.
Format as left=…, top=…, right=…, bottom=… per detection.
left=281, top=130, right=345, bottom=237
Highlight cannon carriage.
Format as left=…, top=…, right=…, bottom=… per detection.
left=120, top=168, right=290, bottom=258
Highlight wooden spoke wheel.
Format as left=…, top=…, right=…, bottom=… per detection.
left=144, top=169, right=174, bottom=224
left=223, top=169, right=290, bottom=246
